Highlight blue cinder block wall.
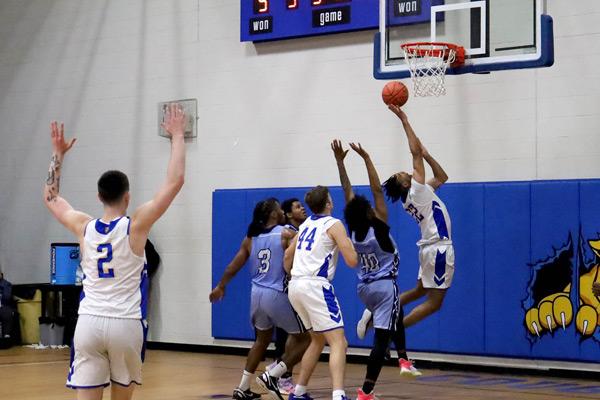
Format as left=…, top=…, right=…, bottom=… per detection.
left=212, top=180, right=600, bottom=362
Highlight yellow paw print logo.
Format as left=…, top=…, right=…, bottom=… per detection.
left=525, top=240, right=600, bottom=338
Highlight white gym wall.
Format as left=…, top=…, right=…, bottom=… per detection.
left=0, top=0, right=598, bottom=345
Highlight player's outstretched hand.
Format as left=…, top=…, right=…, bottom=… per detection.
left=331, top=139, right=349, bottom=163
left=209, top=285, right=225, bottom=303
left=161, top=103, right=186, bottom=138
left=349, top=142, right=370, bottom=159
left=50, top=121, right=76, bottom=155
left=388, top=104, right=408, bottom=123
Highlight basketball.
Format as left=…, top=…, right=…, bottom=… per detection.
left=381, top=81, right=409, bottom=106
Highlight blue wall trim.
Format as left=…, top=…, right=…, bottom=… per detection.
left=212, top=179, right=600, bottom=363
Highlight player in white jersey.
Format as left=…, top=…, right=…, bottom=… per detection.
left=379, top=105, right=454, bottom=328
left=272, top=186, right=357, bottom=400
left=42, top=104, right=187, bottom=400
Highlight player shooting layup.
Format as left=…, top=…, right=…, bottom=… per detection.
left=43, top=104, right=187, bottom=400
left=382, top=105, right=454, bottom=328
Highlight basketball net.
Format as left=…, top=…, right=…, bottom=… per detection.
left=401, top=42, right=465, bottom=97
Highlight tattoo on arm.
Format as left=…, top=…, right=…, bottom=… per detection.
left=45, top=155, right=62, bottom=202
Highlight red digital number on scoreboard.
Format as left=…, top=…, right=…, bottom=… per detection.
left=253, top=0, right=269, bottom=14
left=287, top=0, right=299, bottom=9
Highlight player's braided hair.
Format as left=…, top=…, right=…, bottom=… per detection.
left=382, top=175, right=409, bottom=203
left=246, top=197, right=280, bottom=237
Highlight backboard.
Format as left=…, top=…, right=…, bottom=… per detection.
left=374, top=0, right=554, bottom=79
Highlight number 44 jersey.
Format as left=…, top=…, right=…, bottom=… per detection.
left=291, top=215, right=341, bottom=282
left=80, top=217, right=148, bottom=320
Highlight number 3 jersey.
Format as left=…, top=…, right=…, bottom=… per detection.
left=250, top=225, right=287, bottom=292
left=403, top=179, right=453, bottom=246
left=291, top=215, right=340, bottom=281
left=79, top=217, right=148, bottom=320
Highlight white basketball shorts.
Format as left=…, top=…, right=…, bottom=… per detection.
left=66, top=314, right=147, bottom=389
left=288, top=277, right=344, bottom=332
left=418, top=242, right=455, bottom=289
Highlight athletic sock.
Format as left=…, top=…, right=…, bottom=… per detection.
left=239, top=370, right=253, bottom=391
left=332, top=389, right=346, bottom=400
left=295, top=385, right=307, bottom=396
left=269, top=361, right=288, bottom=379
left=361, top=381, right=375, bottom=394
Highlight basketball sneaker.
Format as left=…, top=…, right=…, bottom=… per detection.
left=278, top=376, right=295, bottom=395
left=399, top=358, right=422, bottom=378
left=289, top=393, right=313, bottom=400
left=257, top=372, right=284, bottom=400
left=356, top=309, right=373, bottom=340
left=233, top=388, right=262, bottom=400
left=356, top=389, right=377, bottom=400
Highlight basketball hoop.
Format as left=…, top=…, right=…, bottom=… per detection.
left=401, top=42, right=465, bottom=97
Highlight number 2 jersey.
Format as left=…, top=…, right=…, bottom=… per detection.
left=402, top=179, right=452, bottom=246
left=79, top=217, right=148, bottom=320
left=291, top=215, right=340, bottom=281
left=250, top=225, right=287, bottom=292
left=352, top=218, right=399, bottom=283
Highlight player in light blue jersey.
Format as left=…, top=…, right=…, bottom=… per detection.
left=268, top=198, right=308, bottom=394
left=210, top=199, right=310, bottom=400
left=332, top=140, right=420, bottom=400
left=381, top=105, right=455, bottom=328
left=282, top=198, right=307, bottom=233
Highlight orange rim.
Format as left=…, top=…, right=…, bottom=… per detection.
left=401, top=42, right=466, bottom=67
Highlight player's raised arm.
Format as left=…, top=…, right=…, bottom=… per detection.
left=331, top=139, right=354, bottom=204
left=327, top=221, right=358, bottom=268
left=209, top=237, right=252, bottom=302
left=284, top=235, right=299, bottom=274
left=421, top=143, right=448, bottom=191
left=129, top=103, right=187, bottom=251
left=43, top=121, right=92, bottom=237
left=349, top=142, right=388, bottom=223
left=388, top=105, right=425, bottom=185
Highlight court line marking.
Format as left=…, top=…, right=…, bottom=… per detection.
left=0, top=360, right=67, bottom=368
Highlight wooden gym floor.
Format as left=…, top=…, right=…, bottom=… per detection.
left=1, top=347, right=600, bottom=400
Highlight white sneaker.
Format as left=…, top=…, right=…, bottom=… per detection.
left=399, top=358, right=422, bottom=378
left=356, top=309, right=373, bottom=340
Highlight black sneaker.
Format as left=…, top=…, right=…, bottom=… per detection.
left=233, top=388, right=262, bottom=400
left=256, top=372, right=284, bottom=400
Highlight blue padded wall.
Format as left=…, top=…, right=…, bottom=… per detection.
left=212, top=179, right=600, bottom=363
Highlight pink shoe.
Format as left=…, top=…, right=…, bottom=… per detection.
left=356, top=388, right=377, bottom=400
left=278, top=376, right=294, bottom=395
left=399, top=358, right=422, bottom=378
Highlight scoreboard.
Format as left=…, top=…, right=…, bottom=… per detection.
left=241, top=0, right=441, bottom=42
